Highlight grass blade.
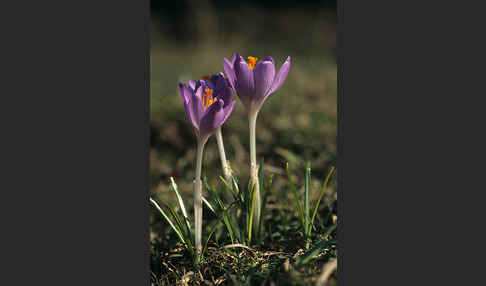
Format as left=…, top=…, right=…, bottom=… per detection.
left=295, top=238, right=331, bottom=266
left=219, top=175, right=238, bottom=201
left=204, top=177, right=225, bottom=211
left=231, top=175, right=242, bottom=202
left=165, top=203, right=193, bottom=251
left=166, top=204, right=187, bottom=236
left=204, top=177, right=235, bottom=243
left=257, top=158, right=265, bottom=240
left=258, top=158, right=265, bottom=192
left=322, top=223, right=337, bottom=239
left=222, top=213, right=235, bottom=243
left=149, top=197, right=187, bottom=249
left=324, top=201, right=335, bottom=226
left=169, top=177, right=191, bottom=231
left=285, top=162, right=305, bottom=230
left=244, top=180, right=252, bottom=238
left=296, top=224, right=336, bottom=266
left=200, top=217, right=223, bottom=262
left=202, top=196, right=216, bottom=215
left=259, top=173, right=273, bottom=240
left=308, top=166, right=335, bottom=238
left=305, top=162, right=311, bottom=236
left=247, top=183, right=257, bottom=245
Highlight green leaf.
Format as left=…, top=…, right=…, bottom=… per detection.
left=219, top=175, right=238, bottom=202
left=204, top=177, right=236, bottom=243
left=169, top=177, right=191, bottom=232
left=165, top=203, right=193, bottom=251
left=286, top=162, right=305, bottom=230
left=295, top=234, right=335, bottom=266
left=202, top=196, right=216, bottom=215
left=258, top=158, right=265, bottom=193
left=268, top=173, right=274, bottom=189
left=257, top=158, right=265, bottom=240
left=149, top=198, right=188, bottom=253
left=231, top=175, right=241, bottom=201
left=200, top=217, right=223, bottom=262
left=308, top=166, right=335, bottom=238
left=322, top=223, right=337, bottom=239
left=247, top=183, right=257, bottom=245
left=204, top=177, right=226, bottom=211
left=222, top=213, right=235, bottom=243
left=305, top=162, right=311, bottom=236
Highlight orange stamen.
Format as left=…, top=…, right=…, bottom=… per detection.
left=202, top=88, right=215, bottom=109
left=248, top=56, right=258, bottom=70
left=201, top=75, right=210, bottom=80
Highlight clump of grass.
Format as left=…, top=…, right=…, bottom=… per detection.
left=150, top=164, right=337, bottom=285
left=286, top=163, right=336, bottom=248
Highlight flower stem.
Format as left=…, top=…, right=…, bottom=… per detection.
left=194, top=137, right=207, bottom=259
left=248, top=111, right=261, bottom=233
left=215, top=127, right=233, bottom=203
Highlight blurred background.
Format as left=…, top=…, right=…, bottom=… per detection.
left=150, top=0, right=336, bottom=211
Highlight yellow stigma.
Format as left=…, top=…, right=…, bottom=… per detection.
left=248, top=56, right=258, bottom=70
left=201, top=88, right=215, bottom=109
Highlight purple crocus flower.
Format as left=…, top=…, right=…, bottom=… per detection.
left=179, top=73, right=236, bottom=142
left=223, top=53, right=291, bottom=115
left=223, top=53, right=291, bottom=233
left=178, top=73, right=236, bottom=258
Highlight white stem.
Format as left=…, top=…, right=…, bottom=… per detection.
left=248, top=111, right=261, bottom=231
left=194, top=137, right=207, bottom=257
left=215, top=127, right=233, bottom=203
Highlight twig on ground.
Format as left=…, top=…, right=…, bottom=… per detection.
left=316, top=258, right=337, bottom=286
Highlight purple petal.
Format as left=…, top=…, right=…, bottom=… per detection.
left=217, top=72, right=232, bottom=92
left=191, top=86, right=206, bottom=125
left=231, top=53, right=238, bottom=66
left=217, top=86, right=233, bottom=108
left=205, top=79, right=215, bottom=90
left=221, top=100, right=236, bottom=124
left=193, top=80, right=206, bottom=93
left=183, top=92, right=205, bottom=130
left=267, top=56, right=291, bottom=96
left=188, top=80, right=196, bottom=91
left=253, top=57, right=275, bottom=100
left=182, top=100, right=197, bottom=129
left=210, top=73, right=226, bottom=93
left=223, top=53, right=239, bottom=90
left=194, top=85, right=204, bottom=101
left=223, top=57, right=236, bottom=90
left=199, top=99, right=226, bottom=137
left=234, top=56, right=255, bottom=106
left=179, top=83, right=190, bottom=105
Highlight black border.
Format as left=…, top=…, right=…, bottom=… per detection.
left=338, top=0, right=480, bottom=284
left=2, top=0, right=150, bottom=284
left=337, top=0, right=343, bottom=282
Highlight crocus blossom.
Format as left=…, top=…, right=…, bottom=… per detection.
left=196, top=73, right=235, bottom=198
left=188, top=73, right=235, bottom=200
left=179, top=73, right=236, bottom=142
left=223, top=53, right=291, bottom=233
left=178, top=73, right=236, bottom=258
left=223, top=53, right=291, bottom=115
